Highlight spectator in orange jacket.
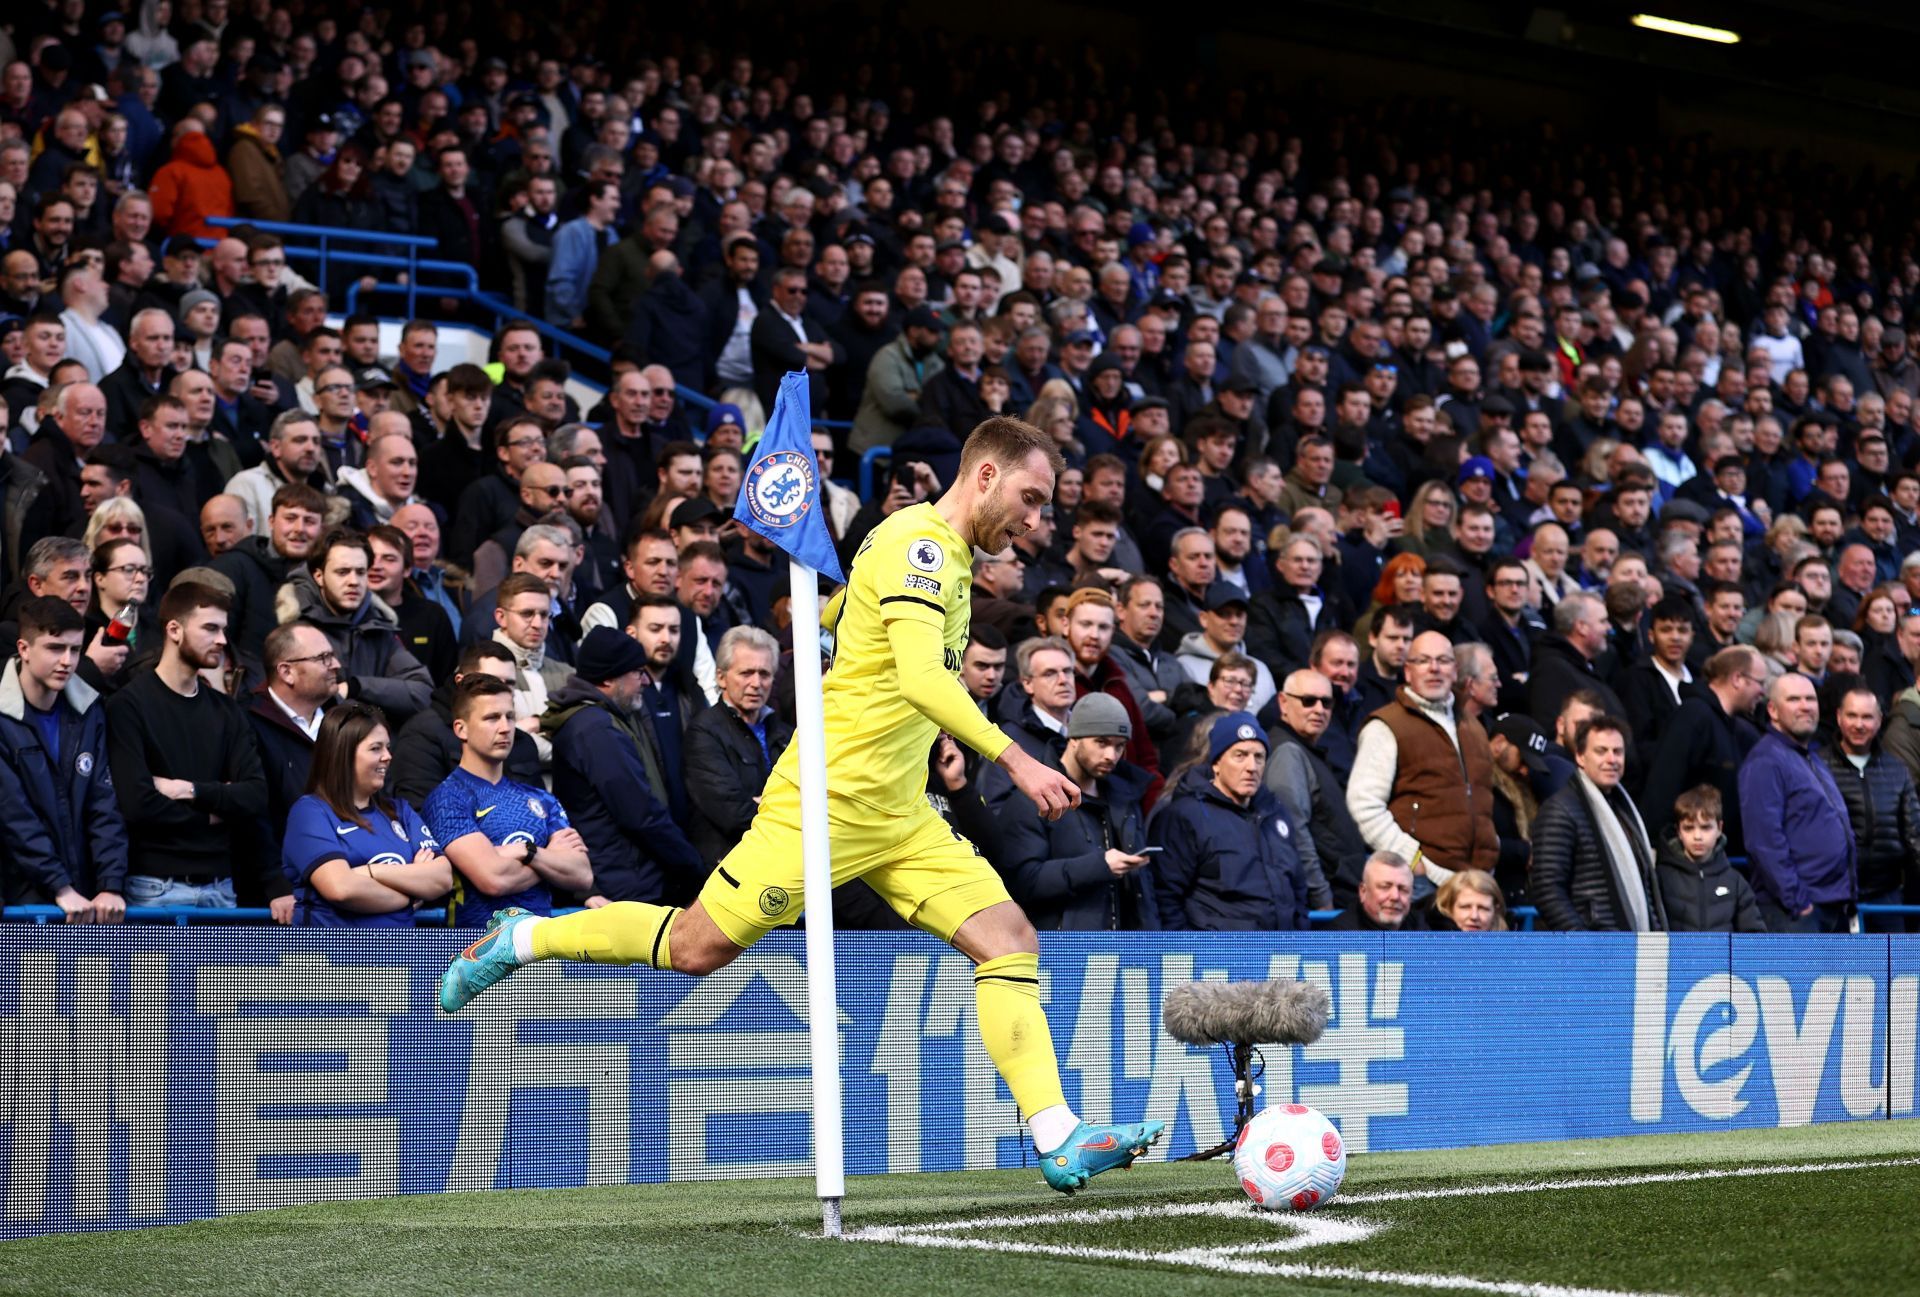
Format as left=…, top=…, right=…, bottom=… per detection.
left=149, top=123, right=235, bottom=241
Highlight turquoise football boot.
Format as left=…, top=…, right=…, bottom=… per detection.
left=440, top=908, right=536, bottom=1012
left=1039, top=1119, right=1167, bottom=1193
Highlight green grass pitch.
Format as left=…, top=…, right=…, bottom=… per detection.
left=6, top=1121, right=1918, bottom=1297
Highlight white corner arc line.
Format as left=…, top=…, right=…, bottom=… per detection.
left=837, top=1156, right=1920, bottom=1297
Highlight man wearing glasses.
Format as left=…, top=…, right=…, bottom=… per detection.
left=245, top=621, right=340, bottom=875
left=812, top=427, right=859, bottom=540
left=448, top=414, right=549, bottom=570
left=469, top=461, right=571, bottom=602
left=749, top=265, right=842, bottom=418
left=308, top=364, right=362, bottom=471
left=1266, top=668, right=1367, bottom=906
left=1346, top=629, right=1500, bottom=895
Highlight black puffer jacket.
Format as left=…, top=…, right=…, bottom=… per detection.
left=1527, top=633, right=1626, bottom=730
left=1529, top=778, right=1669, bottom=932
left=1819, top=742, right=1920, bottom=897
left=1653, top=826, right=1766, bottom=933
left=995, top=758, right=1159, bottom=931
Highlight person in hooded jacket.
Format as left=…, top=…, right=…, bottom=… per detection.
left=148, top=122, right=234, bottom=240
left=1654, top=784, right=1767, bottom=933
left=1148, top=711, right=1310, bottom=931
left=1076, top=353, right=1134, bottom=460
left=542, top=627, right=703, bottom=905
left=995, top=693, right=1159, bottom=930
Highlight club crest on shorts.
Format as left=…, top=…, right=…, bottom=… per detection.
left=744, top=449, right=817, bottom=529
left=908, top=538, right=944, bottom=572
left=759, top=886, right=790, bottom=917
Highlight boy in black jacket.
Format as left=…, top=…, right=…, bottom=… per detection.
left=1655, top=785, right=1766, bottom=933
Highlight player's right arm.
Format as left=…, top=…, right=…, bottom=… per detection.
left=882, top=615, right=1080, bottom=820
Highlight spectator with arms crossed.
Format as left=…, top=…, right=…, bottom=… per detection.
left=425, top=674, right=593, bottom=926
left=281, top=702, right=452, bottom=926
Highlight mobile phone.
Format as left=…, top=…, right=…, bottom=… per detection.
left=1137, top=846, right=1164, bottom=856
left=1381, top=499, right=1402, bottom=520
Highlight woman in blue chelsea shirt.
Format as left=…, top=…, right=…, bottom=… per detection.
left=283, top=703, right=453, bottom=925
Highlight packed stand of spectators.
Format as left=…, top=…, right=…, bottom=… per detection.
left=4, top=5, right=1920, bottom=937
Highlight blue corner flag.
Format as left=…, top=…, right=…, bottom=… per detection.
left=736, top=370, right=846, bottom=584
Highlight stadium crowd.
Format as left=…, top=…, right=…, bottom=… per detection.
left=3, top=4, right=1920, bottom=937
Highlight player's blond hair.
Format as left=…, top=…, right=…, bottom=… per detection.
left=959, top=415, right=1067, bottom=480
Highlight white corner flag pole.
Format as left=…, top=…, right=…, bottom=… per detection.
left=789, top=561, right=845, bottom=1237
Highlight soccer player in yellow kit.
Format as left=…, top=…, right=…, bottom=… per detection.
left=440, top=416, right=1163, bottom=1191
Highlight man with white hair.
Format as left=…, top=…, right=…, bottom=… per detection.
left=683, top=626, right=794, bottom=869
left=21, top=381, right=106, bottom=538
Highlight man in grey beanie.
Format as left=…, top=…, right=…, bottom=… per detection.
left=992, top=692, right=1159, bottom=930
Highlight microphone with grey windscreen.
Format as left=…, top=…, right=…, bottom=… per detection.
left=1161, top=979, right=1331, bottom=1162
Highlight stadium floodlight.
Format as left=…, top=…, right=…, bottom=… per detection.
left=1629, top=13, right=1740, bottom=44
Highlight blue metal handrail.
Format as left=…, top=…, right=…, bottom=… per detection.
left=213, top=215, right=863, bottom=445
left=208, top=216, right=439, bottom=317
left=860, top=446, right=892, bottom=503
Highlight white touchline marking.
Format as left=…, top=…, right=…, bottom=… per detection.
left=1330, top=1155, right=1920, bottom=1206
left=838, top=1155, right=1920, bottom=1297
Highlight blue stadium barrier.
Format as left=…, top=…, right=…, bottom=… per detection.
left=0, top=927, right=1913, bottom=1239
left=7, top=902, right=1912, bottom=929
left=860, top=445, right=892, bottom=503
left=205, top=217, right=440, bottom=318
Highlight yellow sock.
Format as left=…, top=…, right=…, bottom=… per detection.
left=973, top=952, right=1068, bottom=1120
left=530, top=903, right=679, bottom=968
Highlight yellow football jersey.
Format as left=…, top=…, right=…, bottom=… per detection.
left=765, top=501, right=1007, bottom=816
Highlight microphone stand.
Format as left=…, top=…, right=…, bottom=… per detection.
left=1177, top=1039, right=1263, bottom=1161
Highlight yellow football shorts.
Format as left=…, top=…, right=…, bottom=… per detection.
left=699, top=774, right=1011, bottom=948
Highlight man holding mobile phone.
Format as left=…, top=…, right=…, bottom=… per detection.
left=992, top=693, right=1159, bottom=930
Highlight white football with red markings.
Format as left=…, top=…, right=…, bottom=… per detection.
left=1231, top=1103, right=1348, bottom=1212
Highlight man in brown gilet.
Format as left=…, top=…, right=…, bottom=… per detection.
left=1345, top=629, right=1499, bottom=892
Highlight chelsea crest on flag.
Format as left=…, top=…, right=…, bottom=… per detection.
left=734, top=369, right=847, bottom=582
